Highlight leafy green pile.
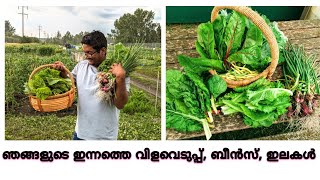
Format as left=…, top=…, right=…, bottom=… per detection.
left=24, top=68, right=72, bottom=100
left=166, top=68, right=228, bottom=140
left=195, top=10, right=287, bottom=72
left=166, top=70, right=211, bottom=140
left=166, top=8, right=290, bottom=138
left=219, top=78, right=292, bottom=127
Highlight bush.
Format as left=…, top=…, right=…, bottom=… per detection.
left=38, top=46, right=55, bottom=56
left=122, top=88, right=158, bottom=115
left=5, top=36, right=20, bottom=43
left=20, top=36, right=40, bottom=43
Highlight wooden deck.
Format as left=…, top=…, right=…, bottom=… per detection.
left=166, top=19, right=320, bottom=140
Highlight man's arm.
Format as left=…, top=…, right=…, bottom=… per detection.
left=109, top=63, right=128, bottom=109
left=113, top=76, right=129, bottom=109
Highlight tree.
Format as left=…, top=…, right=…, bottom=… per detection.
left=56, top=31, right=62, bottom=39
left=74, top=31, right=89, bottom=45
left=108, top=8, right=161, bottom=43
left=62, top=31, right=73, bottom=44
left=5, top=20, right=16, bottom=36
left=156, top=24, right=161, bottom=43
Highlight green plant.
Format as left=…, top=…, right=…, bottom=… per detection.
left=220, top=79, right=292, bottom=127
left=38, top=46, right=56, bottom=56
left=24, top=68, right=72, bottom=100
left=96, top=43, right=143, bottom=102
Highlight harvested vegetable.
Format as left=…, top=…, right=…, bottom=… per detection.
left=96, top=43, right=142, bottom=103
left=166, top=70, right=212, bottom=139
left=166, top=7, right=291, bottom=138
left=220, top=78, right=292, bottom=128
left=195, top=9, right=287, bottom=76
left=24, top=68, right=72, bottom=100
left=207, top=73, right=227, bottom=115
left=282, top=43, right=320, bottom=117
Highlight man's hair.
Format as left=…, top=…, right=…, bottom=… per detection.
left=81, top=30, right=107, bottom=51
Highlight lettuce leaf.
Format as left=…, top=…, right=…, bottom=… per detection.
left=25, top=68, right=72, bottom=100
left=220, top=78, right=292, bottom=128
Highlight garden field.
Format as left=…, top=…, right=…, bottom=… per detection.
left=5, top=43, right=161, bottom=140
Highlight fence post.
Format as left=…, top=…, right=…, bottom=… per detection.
left=155, top=69, right=160, bottom=111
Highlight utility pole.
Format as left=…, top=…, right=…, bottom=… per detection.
left=18, top=6, right=28, bottom=37
left=38, top=25, right=42, bottom=39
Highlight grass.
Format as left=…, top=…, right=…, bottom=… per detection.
left=118, top=113, right=160, bottom=140
left=5, top=112, right=161, bottom=140
left=135, top=66, right=161, bottom=79
left=5, top=113, right=76, bottom=140
left=5, top=87, right=161, bottom=140
left=130, top=74, right=158, bottom=87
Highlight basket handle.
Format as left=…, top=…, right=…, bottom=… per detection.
left=211, top=6, right=279, bottom=78
left=29, top=64, right=75, bottom=91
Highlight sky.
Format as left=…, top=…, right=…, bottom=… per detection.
left=5, top=6, right=161, bottom=38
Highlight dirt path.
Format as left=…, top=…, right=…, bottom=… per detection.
left=130, top=80, right=161, bottom=98
left=131, top=72, right=161, bottom=84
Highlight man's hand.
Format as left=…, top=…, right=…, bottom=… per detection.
left=109, top=63, right=126, bottom=79
left=52, top=61, right=67, bottom=78
left=109, top=63, right=128, bottom=109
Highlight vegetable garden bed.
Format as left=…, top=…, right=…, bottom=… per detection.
left=166, top=18, right=320, bottom=140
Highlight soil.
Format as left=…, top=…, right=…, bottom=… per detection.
left=132, top=72, right=161, bottom=83
left=130, top=79, right=161, bottom=98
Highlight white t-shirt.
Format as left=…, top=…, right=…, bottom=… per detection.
left=71, top=60, right=130, bottom=140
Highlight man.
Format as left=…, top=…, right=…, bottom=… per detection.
left=53, top=30, right=129, bottom=140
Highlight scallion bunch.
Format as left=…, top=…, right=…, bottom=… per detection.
left=283, top=43, right=320, bottom=117
left=96, top=43, right=142, bottom=103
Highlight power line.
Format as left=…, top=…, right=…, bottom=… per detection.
left=18, top=6, right=28, bottom=37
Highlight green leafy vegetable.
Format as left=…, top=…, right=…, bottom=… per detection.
left=223, top=11, right=246, bottom=57
left=177, top=55, right=225, bottom=73
left=24, top=68, right=72, bottom=100
left=220, top=78, right=292, bottom=128
left=193, top=9, right=288, bottom=73
left=166, top=70, right=212, bottom=139
left=207, top=75, right=227, bottom=114
left=196, top=22, right=218, bottom=59
left=207, top=75, right=227, bottom=98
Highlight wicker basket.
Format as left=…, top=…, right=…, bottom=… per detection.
left=210, top=6, right=279, bottom=88
left=28, top=64, right=75, bottom=112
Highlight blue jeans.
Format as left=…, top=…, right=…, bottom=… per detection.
left=73, top=132, right=84, bottom=140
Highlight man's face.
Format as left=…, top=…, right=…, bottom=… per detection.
left=82, top=44, right=106, bottom=67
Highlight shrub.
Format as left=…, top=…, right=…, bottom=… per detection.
left=38, top=46, right=55, bottom=56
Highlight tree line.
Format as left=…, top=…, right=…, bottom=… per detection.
left=5, top=8, right=161, bottom=44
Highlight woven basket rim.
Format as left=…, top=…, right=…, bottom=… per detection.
left=210, top=6, right=279, bottom=88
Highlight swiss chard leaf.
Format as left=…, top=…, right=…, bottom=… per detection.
left=197, top=22, right=218, bottom=59
left=243, top=20, right=263, bottom=48
left=166, top=70, right=212, bottom=138
left=207, top=75, right=227, bottom=98
left=177, top=55, right=225, bottom=73
left=212, top=10, right=228, bottom=59
left=227, top=45, right=262, bottom=69
left=224, top=12, right=246, bottom=57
